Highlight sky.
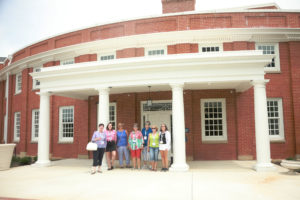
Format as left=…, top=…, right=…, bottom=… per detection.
left=0, top=0, right=300, bottom=57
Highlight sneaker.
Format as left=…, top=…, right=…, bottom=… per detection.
left=91, top=170, right=96, bottom=175
left=97, top=170, right=102, bottom=173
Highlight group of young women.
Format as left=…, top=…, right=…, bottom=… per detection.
left=90, top=121, right=171, bottom=174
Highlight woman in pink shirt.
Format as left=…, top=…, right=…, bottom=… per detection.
left=105, top=122, right=117, bottom=170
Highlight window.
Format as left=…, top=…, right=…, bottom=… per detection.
left=100, top=54, right=115, bottom=61
left=201, top=99, right=227, bottom=142
left=109, top=103, right=117, bottom=130
left=32, top=67, right=42, bottom=89
left=146, top=47, right=166, bottom=56
left=256, top=43, right=280, bottom=72
left=96, top=103, right=117, bottom=129
left=59, top=106, right=74, bottom=142
left=199, top=44, right=223, bottom=53
left=14, top=112, right=21, bottom=142
left=31, top=109, right=39, bottom=142
left=61, top=58, right=74, bottom=65
left=267, top=98, right=285, bottom=141
left=15, top=72, right=22, bottom=94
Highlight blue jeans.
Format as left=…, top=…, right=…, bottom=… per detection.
left=117, top=146, right=130, bottom=166
left=149, top=147, right=159, bottom=161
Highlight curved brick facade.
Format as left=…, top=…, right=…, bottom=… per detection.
left=0, top=3, right=300, bottom=161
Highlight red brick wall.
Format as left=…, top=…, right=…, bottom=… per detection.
left=168, top=43, right=198, bottom=54
left=51, top=96, right=89, bottom=158
left=265, top=43, right=296, bottom=159
left=236, top=88, right=255, bottom=159
left=116, top=48, right=144, bottom=59
left=288, top=42, right=300, bottom=157
left=75, top=54, right=97, bottom=63
left=192, top=90, right=237, bottom=160
left=162, top=0, right=196, bottom=14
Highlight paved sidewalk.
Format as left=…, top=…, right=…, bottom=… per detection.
left=0, top=159, right=299, bottom=200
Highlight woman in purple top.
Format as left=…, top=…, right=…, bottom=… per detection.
left=91, top=123, right=107, bottom=174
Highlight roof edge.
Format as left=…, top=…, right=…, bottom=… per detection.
left=6, top=4, right=300, bottom=58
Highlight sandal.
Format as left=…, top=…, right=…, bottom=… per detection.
left=91, top=170, right=96, bottom=175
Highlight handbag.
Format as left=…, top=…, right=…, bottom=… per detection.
left=86, top=142, right=98, bottom=151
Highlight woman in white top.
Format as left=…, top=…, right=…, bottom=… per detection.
left=159, top=123, right=171, bottom=172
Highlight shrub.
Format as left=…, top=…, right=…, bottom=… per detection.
left=286, top=157, right=295, bottom=160
left=11, top=156, right=20, bottom=163
left=19, top=156, right=32, bottom=165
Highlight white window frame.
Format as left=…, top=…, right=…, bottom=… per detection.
left=199, top=43, right=223, bottom=53
left=267, top=98, right=285, bottom=142
left=255, top=43, right=280, bottom=72
left=96, top=103, right=117, bottom=130
left=60, top=58, right=75, bottom=65
left=32, top=66, right=42, bottom=90
left=201, top=98, right=227, bottom=142
left=98, top=52, right=116, bottom=61
left=14, top=112, right=21, bottom=142
left=145, top=47, right=167, bottom=57
left=15, top=72, right=22, bottom=94
left=59, top=106, right=74, bottom=143
left=31, top=109, right=39, bottom=142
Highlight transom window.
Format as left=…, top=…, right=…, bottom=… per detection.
left=267, top=98, right=284, bottom=141
left=15, top=72, right=22, bottom=94
left=59, top=106, right=74, bottom=142
left=31, top=109, right=39, bottom=142
left=201, top=99, right=227, bottom=142
left=199, top=44, right=223, bottom=53
left=148, top=49, right=165, bottom=56
left=146, top=47, right=166, bottom=56
left=100, top=55, right=115, bottom=61
left=32, top=67, right=41, bottom=89
left=14, top=112, right=21, bottom=142
left=256, top=43, right=280, bottom=72
left=61, top=58, right=74, bottom=65
left=143, top=103, right=172, bottom=111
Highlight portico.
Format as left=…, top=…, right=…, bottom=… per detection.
left=31, top=50, right=276, bottom=171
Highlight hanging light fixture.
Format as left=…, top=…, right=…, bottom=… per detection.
left=147, top=86, right=152, bottom=107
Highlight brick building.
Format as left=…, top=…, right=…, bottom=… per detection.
left=0, top=0, right=299, bottom=171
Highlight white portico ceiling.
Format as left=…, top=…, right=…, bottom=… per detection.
left=31, top=50, right=273, bottom=100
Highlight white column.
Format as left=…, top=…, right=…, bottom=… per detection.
left=3, top=72, right=9, bottom=144
left=97, top=87, right=110, bottom=170
left=169, top=83, right=189, bottom=172
left=252, top=80, right=276, bottom=172
left=35, top=92, right=51, bottom=167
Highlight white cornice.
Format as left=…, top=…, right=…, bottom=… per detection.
left=1, top=28, right=300, bottom=79
left=29, top=50, right=272, bottom=99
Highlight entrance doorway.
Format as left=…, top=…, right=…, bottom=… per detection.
left=140, top=100, right=173, bottom=159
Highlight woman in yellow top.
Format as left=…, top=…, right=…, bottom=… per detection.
left=147, top=125, right=159, bottom=171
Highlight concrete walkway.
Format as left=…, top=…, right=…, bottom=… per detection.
left=0, top=159, right=299, bottom=200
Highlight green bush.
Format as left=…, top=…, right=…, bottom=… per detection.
left=33, top=156, right=37, bottom=162
left=11, top=156, right=20, bottom=163
left=19, top=156, right=32, bottom=165
left=286, top=157, right=295, bottom=160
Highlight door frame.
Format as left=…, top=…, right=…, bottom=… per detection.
left=140, top=100, right=172, bottom=130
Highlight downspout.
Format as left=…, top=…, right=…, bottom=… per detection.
left=3, top=55, right=12, bottom=144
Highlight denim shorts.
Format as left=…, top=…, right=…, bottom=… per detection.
left=149, top=147, right=159, bottom=161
